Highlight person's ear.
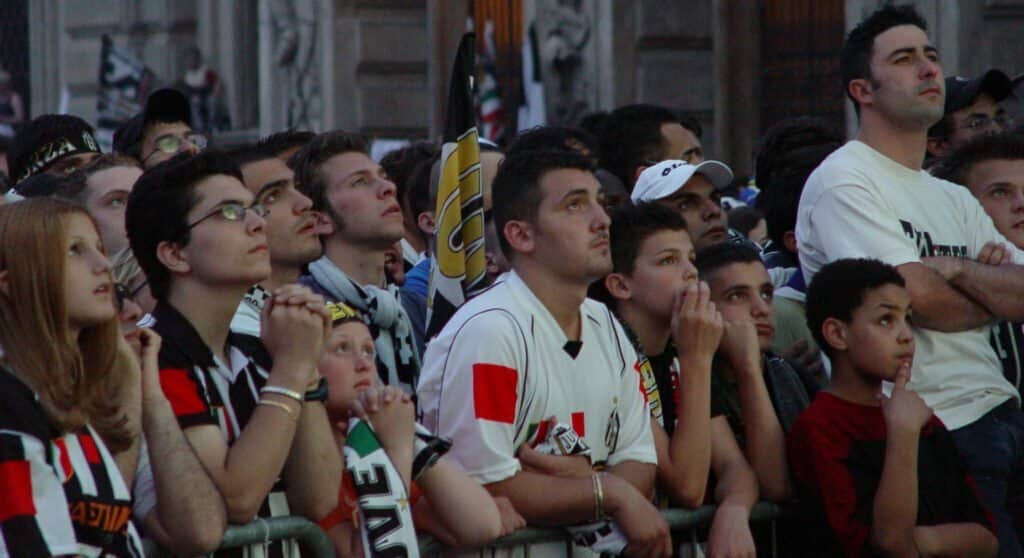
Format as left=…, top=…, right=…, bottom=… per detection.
left=848, top=78, right=873, bottom=107
left=417, top=211, right=436, bottom=236
left=821, top=317, right=849, bottom=352
left=504, top=220, right=534, bottom=256
left=0, top=270, right=9, bottom=297
left=156, top=240, right=191, bottom=275
left=604, top=273, right=632, bottom=301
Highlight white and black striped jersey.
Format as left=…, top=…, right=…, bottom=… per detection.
left=0, top=368, right=144, bottom=558
left=152, top=302, right=298, bottom=558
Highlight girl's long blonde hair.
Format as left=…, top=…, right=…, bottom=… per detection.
left=0, top=198, right=135, bottom=450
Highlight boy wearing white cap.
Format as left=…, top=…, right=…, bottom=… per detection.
left=631, top=159, right=735, bottom=251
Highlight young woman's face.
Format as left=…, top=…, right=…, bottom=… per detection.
left=63, top=213, right=116, bottom=332
left=318, top=321, right=378, bottom=420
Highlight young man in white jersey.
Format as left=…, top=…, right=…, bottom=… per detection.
left=795, top=5, right=1024, bottom=555
left=417, top=149, right=671, bottom=557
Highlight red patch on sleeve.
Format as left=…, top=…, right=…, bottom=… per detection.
left=0, top=460, right=36, bottom=522
left=78, top=433, right=101, bottom=464
left=472, top=363, right=519, bottom=424
left=572, top=412, right=586, bottom=437
left=160, top=368, right=209, bottom=418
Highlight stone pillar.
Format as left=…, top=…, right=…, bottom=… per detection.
left=712, top=0, right=760, bottom=174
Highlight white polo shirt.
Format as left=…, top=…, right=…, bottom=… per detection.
left=418, top=270, right=656, bottom=485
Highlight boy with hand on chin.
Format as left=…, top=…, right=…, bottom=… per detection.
left=789, top=258, right=997, bottom=558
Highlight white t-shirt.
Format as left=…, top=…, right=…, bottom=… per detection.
left=797, top=140, right=1021, bottom=429
left=418, top=270, right=657, bottom=485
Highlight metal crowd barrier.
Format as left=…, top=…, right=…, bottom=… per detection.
left=145, top=502, right=785, bottom=557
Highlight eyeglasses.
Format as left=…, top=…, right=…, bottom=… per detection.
left=115, top=283, right=133, bottom=313
left=183, top=201, right=270, bottom=233
left=958, top=114, right=1015, bottom=132
left=143, top=132, right=208, bottom=162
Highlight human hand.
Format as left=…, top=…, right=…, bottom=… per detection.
left=707, top=504, right=756, bottom=558
left=493, top=496, right=526, bottom=536
left=879, top=364, right=932, bottom=434
left=261, top=284, right=329, bottom=386
left=604, top=474, right=672, bottom=558
left=672, top=282, right=723, bottom=366
left=516, top=440, right=592, bottom=478
left=351, top=386, right=414, bottom=455
left=720, top=320, right=761, bottom=376
left=977, top=241, right=1013, bottom=266
left=136, top=329, right=166, bottom=404
left=782, top=338, right=825, bottom=380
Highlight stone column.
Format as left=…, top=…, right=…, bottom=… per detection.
left=712, top=0, right=760, bottom=174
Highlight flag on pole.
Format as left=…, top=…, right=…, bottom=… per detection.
left=517, top=23, right=546, bottom=131
left=426, top=33, right=487, bottom=339
left=96, top=35, right=154, bottom=150
left=477, top=20, right=506, bottom=143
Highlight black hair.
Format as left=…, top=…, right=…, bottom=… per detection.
left=379, top=141, right=438, bottom=205
left=754, top=117, right=843, bottom=249
left=598, top=104, right=680, bottom=189
left=54, top=154, right=141, bottom=204
left=258, top=130, right=316, bottom=161
left=931, top=132, right=1024, bottom=186
left=506, top=126, right=598, bottom=162
left=840, top=4, right=928, bottom=113
left=125, top=150, right=244, bottom=301
left=403, top=156, right=438, bottom=246
left=678, top=113, right=703, bottom=139
left=491, top=148, right=596, bottom=258
left=223, top=142, right=280, bottom=168
left=291, top=131, right=368, bottom=213
left=577, top=111, right=609, bottom=139
left=727, top=206, right=765, bottom=238
left=694, top=240, right=763, bottom=280
left=609, top=202, right=688, bottom=276
left=805, top=258, right=906, bottom=358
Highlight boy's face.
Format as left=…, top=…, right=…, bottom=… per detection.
left=318, top=320, right=378, bottom=421
left=706, top=261, right=775, bottom=349
left=964, top=158, right=1024, bottom=250
left=240, top=157, right=322, bottom=269
left=614, top=228, right=697, bottom=323
left=656, top=175, right=728, bottom=251
left=834, top=283, right=915, bottom=381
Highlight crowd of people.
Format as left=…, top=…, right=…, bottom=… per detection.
left=2, top=4, right=1024, bottom=557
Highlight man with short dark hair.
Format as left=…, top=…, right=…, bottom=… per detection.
left=599, top=104, right=695, bottom=189
left=125, top=151, right=341, bottom=557
left=7, top=114, right=101, bottom=186
left=114, top=88, right=206, bottom=169
left=293, top=131, right=421, bottom=394
left=419, top=149, right=671, bottom=558
left=927, top=69, right=1014, bottom=159
left=226, top=141, right=323, bottom=337
left=797, top=6, right=1024, bottom=554
left=630, top=159, right=735, bottom=251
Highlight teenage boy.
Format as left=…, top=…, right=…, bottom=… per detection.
left=599, top=202, right=758, bottom=557
left=226, top=141, right=323, bottom=337
left=696, top=241, right=811, bottom=502
left=791, top=258, right=998, bottom=558
left=417, top=149, right=671, bottom=557
left=56, top=154, right=143, bottom=260
left=293, top=132, right=421, bottom=394
left=125, top=151, right=341, bottom=556
left=796, top=7, right=1024, bottom=551
left=114, top=88, right=205, bottom=169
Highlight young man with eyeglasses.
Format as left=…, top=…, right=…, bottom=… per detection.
left=125, top=151, right=341, bottom=556
left=114, top=88, right=207, bottom=169
left=226, top=140, right=323, bottom=337
left=927, top=69, right=1014, bottom=160
left=797, top=6, right=1024, bottom=554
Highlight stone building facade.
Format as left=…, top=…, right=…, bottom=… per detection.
left=19, top=0, right=1024, bottom=174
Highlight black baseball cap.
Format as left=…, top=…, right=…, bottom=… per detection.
left=112, top=88, right=192, bottom=157
left=7, top=114, right=100, bottom=184
left=944, top=69, right=1012, bottom=115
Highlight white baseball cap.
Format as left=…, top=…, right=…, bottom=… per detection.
left=630, top=159, right=734, bottom=203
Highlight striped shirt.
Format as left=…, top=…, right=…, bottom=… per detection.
left=152, top=302, right=298, bottom=558
left=0, top=368, right=144, bottom=558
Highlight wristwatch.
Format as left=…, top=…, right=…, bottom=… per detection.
left=303, top=377, right=328, bottom=402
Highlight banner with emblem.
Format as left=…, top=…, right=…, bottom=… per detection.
left=426, top=33, right=487, bottom=339
left=96, top=35, right=154, bottom=150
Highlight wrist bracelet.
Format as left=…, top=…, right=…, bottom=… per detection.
left=258, top=399, right=299, bottom=421
left=592, top=472, right=605, bottom=521
left=261, top=385, right=304, bottom=403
